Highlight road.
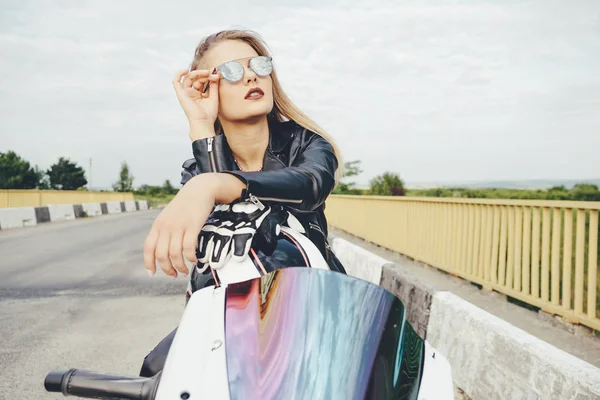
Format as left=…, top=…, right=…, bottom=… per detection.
left=0, top=210, right=186, bottom=399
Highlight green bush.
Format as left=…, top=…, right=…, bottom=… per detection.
left=370, top=172, right=405, bottom=196
left=406, top=184, right=600, bottom=201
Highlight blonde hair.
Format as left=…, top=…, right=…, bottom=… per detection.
left=190, top=29, right=343, bottom=180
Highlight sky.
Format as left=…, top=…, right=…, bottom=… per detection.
left=0, top=0, right=598, bottom=188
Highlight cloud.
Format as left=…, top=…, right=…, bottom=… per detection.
left=0, top=0, right=598, bottom=188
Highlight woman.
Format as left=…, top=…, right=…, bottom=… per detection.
left=139, top=29, right=346, bottom=378
left=143, top=29, right=346, bottom=280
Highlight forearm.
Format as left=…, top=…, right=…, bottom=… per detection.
left=185, top=173, right=246, bottom=205
left=214, top=173, right=246, bottom=203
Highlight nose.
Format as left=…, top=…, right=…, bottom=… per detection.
left=244, top=65, right=258, bottom=84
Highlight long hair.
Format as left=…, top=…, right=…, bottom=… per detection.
left=190, top=29, right=343, bottom=180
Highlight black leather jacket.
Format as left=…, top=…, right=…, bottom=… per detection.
left=180, top=119, right=344, bottom=272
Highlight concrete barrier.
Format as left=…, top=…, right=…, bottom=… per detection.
left=106, top=201, right=122, bottom=214
left=47, top=204, right=76, bottom=222
left=331, top=233, right=600, bottom=400
left=73, top=204, right=85, bottom=219
left=124, top=200, right=137, bottom=212
left=427, top=292, right=600, bottom=400
left=331, top=237, right=385, bottom=285
left=0, top=207, right=37, bottom=229
left=34, top=206, right=50, bottom=223
left=82, top=203, right=103, bottom=217
left=0, top=200, right=150, bottom=231
left=379, top=263, right=436, bottom=340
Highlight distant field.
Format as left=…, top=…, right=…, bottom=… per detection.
left=405, top=179, right=600, bottom=190
left=405, top=185, right=600, bottom=201
left=134, top=194, right=175, bottom=207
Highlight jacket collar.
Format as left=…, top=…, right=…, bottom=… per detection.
left=268, top=120, right=300, bottom=154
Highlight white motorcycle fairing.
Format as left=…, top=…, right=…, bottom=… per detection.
left=156, top=268, right=455, bottom=399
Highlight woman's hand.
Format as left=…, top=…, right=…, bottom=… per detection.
left=143, top=173, right=246, bottom=277
left=172, top=68, right=220, bottom=132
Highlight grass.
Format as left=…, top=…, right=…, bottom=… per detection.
left=134, top=194, right=175, bottom=208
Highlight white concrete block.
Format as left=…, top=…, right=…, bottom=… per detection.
left=138, top=200, right=149, bottom=210
left=47, top=204, right=75, bottom=222
left=124, top=200, right=136, bottom=212
left=0, top=207, right=37, bottom=229
left=81, top=203, right=102, bottom=217
left=427, top=291, right=600, bottom=400
left=106, top=201, right=122, bottom=214
left=331, top=237, right=387, bottom=285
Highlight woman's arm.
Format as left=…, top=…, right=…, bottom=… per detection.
left=225, top=132, right=338, bottom=212
left=143, top=172, right=245, bottom=278
left=145, top=130, right=339, bottom=278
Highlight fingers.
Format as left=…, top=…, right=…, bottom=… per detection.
left=210, top=230, right=233, bottom=269
left=172, top=68, right=220, bottom=104
left=197, top=230, right=211, bottom=264
left=155, top=231, right=178, bottom=277
left=206, top=73, right=220, bottom=100
left=172, top=69, right=190, bottom=94
left=143, top=228, right=159, bottom=275
left=182, top=228, right=198, bottom=264
left=169, top=230, right=189, bottom=276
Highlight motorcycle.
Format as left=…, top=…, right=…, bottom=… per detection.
left=44, top=225, right=454, bottom=399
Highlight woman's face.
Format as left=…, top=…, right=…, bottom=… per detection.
left=202, top=40, right=274, bottom=124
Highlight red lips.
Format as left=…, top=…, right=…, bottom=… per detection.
left=245, top=87, right=264, bottom=99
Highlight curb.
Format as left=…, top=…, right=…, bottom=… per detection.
left=0, top=200, right=150, bottom=230
left=331, top=236, right=600, bottom=400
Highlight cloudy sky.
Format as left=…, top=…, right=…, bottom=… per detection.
left=0, top=0, right=598, bottom=188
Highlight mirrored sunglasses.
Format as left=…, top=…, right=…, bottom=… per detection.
left=216, top=56, right=273, bottom=82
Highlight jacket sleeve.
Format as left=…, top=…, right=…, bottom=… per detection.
left=225, top=132, right=338, bottom=212
left=180, top=134, right=232, bottom=186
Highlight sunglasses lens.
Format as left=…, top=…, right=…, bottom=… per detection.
left=219, top=61, right=244, bottom=82
left=250, top=56, right=273, bottom=76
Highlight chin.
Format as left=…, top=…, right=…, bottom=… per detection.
left=232, top=103, right=273, bottom=121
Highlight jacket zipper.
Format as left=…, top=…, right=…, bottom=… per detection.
left=248, top=194, right=266, bottom=210
left=248, top=193, right=303, bottom=208
left=255, top=196, right=303, bottom=204
left=207, top=137, right=217, bottom=172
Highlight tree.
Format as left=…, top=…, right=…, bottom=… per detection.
left=162, top=179, right=177, bottom=195
left=0, top=151, right=41, bottom=189
left=333, top=160, right=364, bottom=194
left=369, top=172, right=405, bottom=196
left=47, top=157, right=88, bottom=190
left=113, top=162, right=134, bottom=192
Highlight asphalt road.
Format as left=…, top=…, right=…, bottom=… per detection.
left=0, top=210, right=187, bottom=399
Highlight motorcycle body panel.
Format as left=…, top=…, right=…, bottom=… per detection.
left=158, top=268, right=453, bottom=399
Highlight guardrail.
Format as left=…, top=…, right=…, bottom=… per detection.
left=325, top=195, right=600, bottom=331
left=0, top=189, right=134, bottom=208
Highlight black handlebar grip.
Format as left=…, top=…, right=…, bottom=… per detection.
left=44, top=369, right=69, bottom=393
left=44, top=368, right=160, bottom=399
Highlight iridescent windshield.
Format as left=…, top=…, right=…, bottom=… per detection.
left=224, top=268, right=424, bottom=400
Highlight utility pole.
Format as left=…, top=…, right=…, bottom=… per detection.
left=89, top=158, right=92, bottom=190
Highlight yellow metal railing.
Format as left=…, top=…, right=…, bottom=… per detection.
left=0, top=189, right=134, bottom=208
left=326, top=196, right=600, bottom=331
